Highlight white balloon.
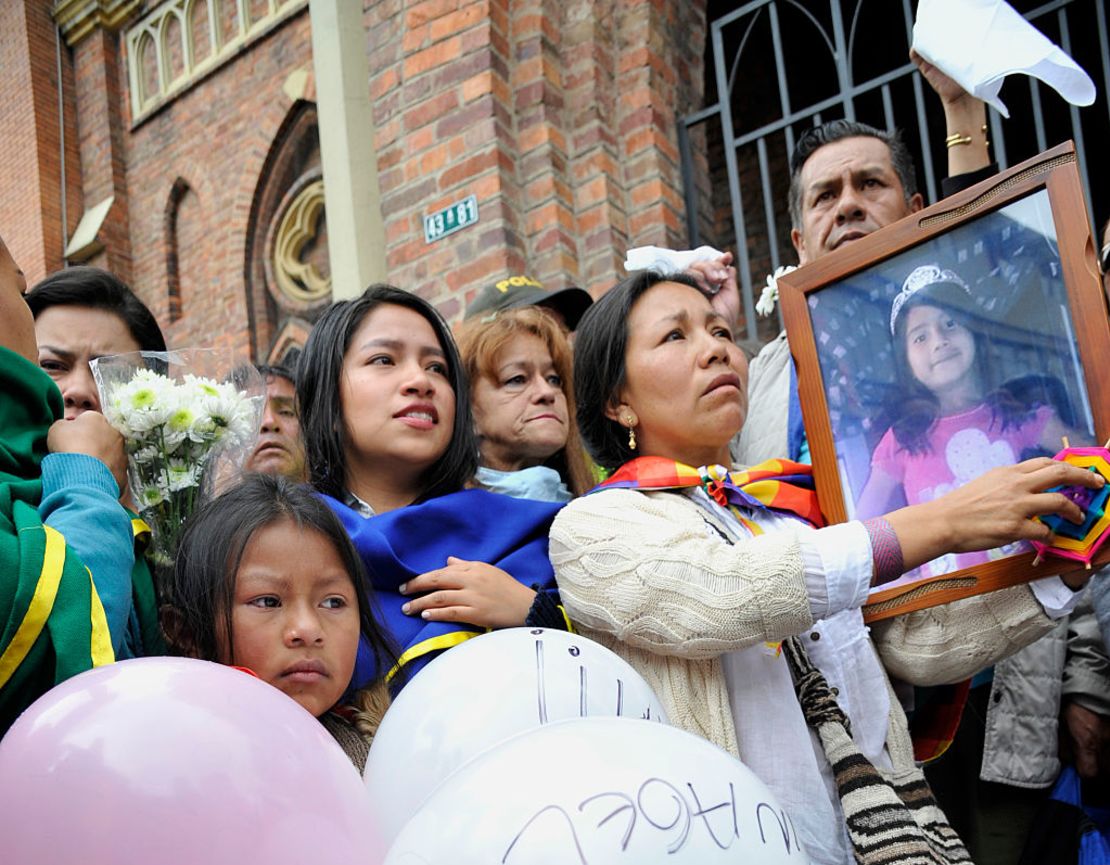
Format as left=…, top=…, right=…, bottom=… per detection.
left=364, top=628, right=668, bottom=844
left=384, top=717, right=810, bottom=865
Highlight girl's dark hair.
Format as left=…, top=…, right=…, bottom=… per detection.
left=574, top=270, right=706, bottom=471
left=167, top=473, right=398, bottom=683
left=25, top=266, right=166, bottom=352
left=296, top=284, right=478, bottom=501
left=890, top=282, right=1031, bottom=453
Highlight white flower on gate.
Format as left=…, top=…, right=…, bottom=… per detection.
left=756, top=264, right=797, bottom=317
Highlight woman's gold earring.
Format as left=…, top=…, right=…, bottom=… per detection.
left=624, top=416, right=637, bottom=451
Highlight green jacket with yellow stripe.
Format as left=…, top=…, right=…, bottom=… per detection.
left=0, top=346, right=155, bottom=731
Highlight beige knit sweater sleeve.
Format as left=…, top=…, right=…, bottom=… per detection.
left=549, top=488, right=814, bottom=658
left=871, top=584, right=1056, bottom=686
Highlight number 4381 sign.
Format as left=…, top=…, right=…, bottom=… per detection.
left=424, top=194, right=479, bottom=244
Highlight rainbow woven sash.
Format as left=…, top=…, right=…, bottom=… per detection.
left=593, top=456, right=825, bottom=528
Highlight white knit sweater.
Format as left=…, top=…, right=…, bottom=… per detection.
left=549, top=486, right=1057, bottom=773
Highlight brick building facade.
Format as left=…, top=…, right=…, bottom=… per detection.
left=1, top=0, right=710, bottom=363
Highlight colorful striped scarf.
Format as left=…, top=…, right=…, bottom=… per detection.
left=593, top=456, right=825, bottom=528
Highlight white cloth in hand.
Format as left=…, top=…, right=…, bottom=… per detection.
left=912, top=0, right=1095, bottom=119
left=623, top=244, right=725, bottom=275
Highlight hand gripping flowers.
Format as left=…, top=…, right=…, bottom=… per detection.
left=93, top=352, right=263, bottom=567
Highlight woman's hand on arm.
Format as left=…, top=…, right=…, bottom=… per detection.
left=399, top=557, right=536, bottom=629
left=884, top=457, right=1102, bottom=574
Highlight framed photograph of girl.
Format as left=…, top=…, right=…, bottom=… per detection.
left=778, top=142, right=1110, bottom=622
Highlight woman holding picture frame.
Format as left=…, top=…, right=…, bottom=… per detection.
left=550, top=270, right=1098, bottom=865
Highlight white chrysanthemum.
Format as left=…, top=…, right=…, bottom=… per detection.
left=224, top=394, right=262, bottom=446
left=189, top=377, right=257, bottom=444
left=131, top=444, right=159, bottom=464
left=164, top=458, right=201, bottom=493
left=137, top=484, right=166, bottom=508
left=184, top=375, right=256, bottom=446
left=95, top=357, right=263, bottom=566
left=756, top=264, right=797, bottom=317
left=166, top=404, right=215, bottom=444
left=106, top=369, right=177, bottom=435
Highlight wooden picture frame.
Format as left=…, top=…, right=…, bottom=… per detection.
left=778, top=142, right=1110, bottom=622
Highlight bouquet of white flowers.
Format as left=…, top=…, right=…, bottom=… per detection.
left=92, top=349, right=264, bottom=568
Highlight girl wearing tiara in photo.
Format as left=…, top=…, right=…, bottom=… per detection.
left=856, top=264, right=1078, bottom=578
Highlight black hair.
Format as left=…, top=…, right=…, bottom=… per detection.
left=24, top=266, right=166, bottom=352
left=296, top=284, right=478, bottom=501
left=788, top=120, right=917, bottom=230
left=256, top=364, right=296, bottom=386
left=574, top=270, right=706, bottom=471
left=889, top=280, right=1032, bottom=453
left=167, top=473, right=399, bottom=684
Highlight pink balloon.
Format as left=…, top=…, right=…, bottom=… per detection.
left=0, top=657, right=384, bottom=865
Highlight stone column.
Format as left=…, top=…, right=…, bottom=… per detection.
left=309, top=0, right=387, bottom=299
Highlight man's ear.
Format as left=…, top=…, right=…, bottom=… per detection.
left=791, top=228, right=809, bottom=266
left=908, top=192, right=924, bottom=214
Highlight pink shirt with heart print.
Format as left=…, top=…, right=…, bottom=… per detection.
left=868, top=403, right=1053, bottom=578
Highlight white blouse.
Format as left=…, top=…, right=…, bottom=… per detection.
left=688, top=488, right=1080, bottom=865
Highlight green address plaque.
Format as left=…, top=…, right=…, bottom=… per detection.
left=424, top=194, right=479, bottom=244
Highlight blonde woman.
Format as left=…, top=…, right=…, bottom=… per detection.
left=456, top=306, right=592, bottom=501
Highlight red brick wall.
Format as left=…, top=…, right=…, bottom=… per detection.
left=367, top=0, right=708, bottom=313
left=73, top=26, right=132, bottom=284
left=121, top=9, right=316, bottom=358
left=5, top=1, right=708, bottom=356
left=0, top=0, right=80, bottom=284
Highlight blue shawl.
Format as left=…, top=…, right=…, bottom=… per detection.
left=324, top=489, right=563, bottom=688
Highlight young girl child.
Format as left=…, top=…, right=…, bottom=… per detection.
left=857, top=263, right=1075, bottom=578
left=166, top=473, right=398, bottom=770
left=296, top=284, right=568, bottom=690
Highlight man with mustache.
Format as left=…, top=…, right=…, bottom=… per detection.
left=726, top=60, right=1108, bottom=865
left=733, top=48, right=994, bottom=465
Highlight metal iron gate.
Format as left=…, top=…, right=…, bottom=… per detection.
left=679, top=0, right=1110, bottom=343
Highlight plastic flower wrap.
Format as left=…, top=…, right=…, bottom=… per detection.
left=91, top=349, right=264, bottom=569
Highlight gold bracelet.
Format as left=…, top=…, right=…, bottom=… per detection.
left=945, top=124, right=991, bottom=149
